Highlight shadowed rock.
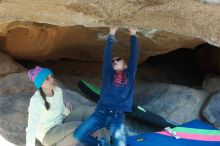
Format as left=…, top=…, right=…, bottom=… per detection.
left=202, top=74, right=220, bottom=93
left=134, top=83, right=210, bottom=125
left=202, top=91, right=220, bottom=129
left=0, top=52, right=26, bottom=77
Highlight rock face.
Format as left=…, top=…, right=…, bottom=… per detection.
left=202, top=91, right=220, bottom=129
left=2, top=0, right=220, bottom=64
left=134, top=83, right=210, bottom=125
left=0, top=25, right=203, bottom=63
left=0, top=0, right=219, bottom=45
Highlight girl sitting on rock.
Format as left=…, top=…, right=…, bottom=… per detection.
left=26, top=66, right=95, bottom=146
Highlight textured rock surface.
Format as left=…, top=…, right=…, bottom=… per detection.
left=0, top=25, right=203, bottom=63
left=0, top=93, right=31, bottom=145
left=0, top=72, right=35, bottom=96
left=134, top=83, right=210, bottom=125
left=2, top=0, right=219, bottom=63
left=0, top=0, right=218, bottom=45
left=200, top=0, right=220, bottom=4
left=202, top=91, right=220, bottom=129
left=0, top=52, right=25, bottom=77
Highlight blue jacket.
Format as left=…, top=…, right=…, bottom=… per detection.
left=97, top=34, right=139, bottom=112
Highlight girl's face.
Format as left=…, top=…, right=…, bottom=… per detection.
left=112, top=57, right=125, bottom=71
left=41, top=74, right=56, bottom=90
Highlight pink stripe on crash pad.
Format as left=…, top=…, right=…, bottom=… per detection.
left=158, top=131, right=220, bottom=141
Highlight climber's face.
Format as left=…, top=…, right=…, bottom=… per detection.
left=41, top=74, right=56, bottom=90
left=112, top=57, right=127, bottom=71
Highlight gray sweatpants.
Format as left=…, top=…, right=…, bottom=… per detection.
left=42, top=106, right=95, bottom=146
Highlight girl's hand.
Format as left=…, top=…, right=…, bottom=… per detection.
left=109, top=27, right=118, bottom=35
left=129, top=27, right=137, bottom=35
left=65, top=100, right=73, bottom=112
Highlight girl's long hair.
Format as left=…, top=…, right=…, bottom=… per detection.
left=39, top=88, right=54, bottom=110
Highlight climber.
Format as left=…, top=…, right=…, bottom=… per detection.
left=73, top=27, right=139, bottom=146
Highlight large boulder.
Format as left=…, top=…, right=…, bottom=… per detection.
left=202, top=74, right=220, bottom=93
left=202, top=91, right=220, bottom=129
left=0, top=93, right=32, bottom=145
left=0, top=52, right=25, bottom=77
left=0, top=72, right=35, bottom=96
left=134, top=83, right=210, bottom=125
